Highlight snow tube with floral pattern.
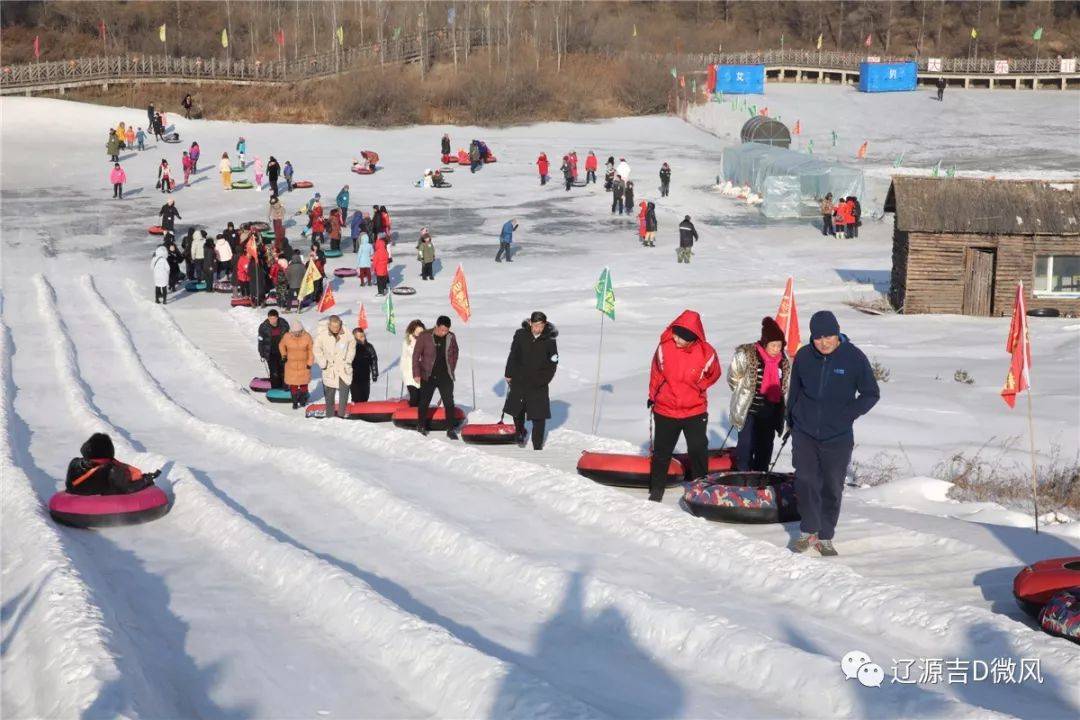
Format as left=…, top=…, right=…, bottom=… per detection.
left=682, top=471, right=800, bottom=524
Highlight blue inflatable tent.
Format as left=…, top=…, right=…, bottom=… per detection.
left=715, top=64, right=765, bottom=94
left=858, top=61, right=917, bottom=92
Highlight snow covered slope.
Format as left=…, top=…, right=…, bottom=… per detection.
left=2, top=90, right=1078, bottom=718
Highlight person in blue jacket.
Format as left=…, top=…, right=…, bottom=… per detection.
left=349, top=209, right=367, bottom=253
left=283, top=160, right=294, bottom=191
left=495, top=219, right=518, bottom=263
left=336, top=185, right=350, bottom=223
left=786, top=310, right=879, bottom=556
left=356, top=232, right=374, bottom=286
left=236, top=136, right=247, bottom=166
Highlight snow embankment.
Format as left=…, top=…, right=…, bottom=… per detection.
left=38, top=275, right=600, bottom=719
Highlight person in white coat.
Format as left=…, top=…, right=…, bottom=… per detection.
left=313, top=315, right=356, bottom=418
left=401, top=319, right=426, bottom=406
left=213, top=235, right=233, bottom=282
left=190, top=229, right=207, bottom=282
left=616, top=158, right=631, bottom=182
left=152, top=246, right=170, bottom=304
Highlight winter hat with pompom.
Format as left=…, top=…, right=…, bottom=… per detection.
left=759, top=317, right=785, bottom=346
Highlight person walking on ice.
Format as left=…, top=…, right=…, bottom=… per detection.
left=151, top=246, right=170, bottom=304
left=677, top=215, right=697, bottom=262
left=110, top=163, right=126, bottom=199
left=496, top=219, right=518, bottom=263
left=412, top=316, right=460, bottom=439
left=503, top=311, right=559, bottom=451
left=219, top=153, right=233, bottom=190
left=786, top=311, right=880, bottom=556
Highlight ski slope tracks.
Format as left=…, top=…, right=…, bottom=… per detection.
left=2, top=86, right=1078, bottom=718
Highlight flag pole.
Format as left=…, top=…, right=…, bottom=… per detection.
left=1026, top=389, right=1040, bottom=534
left=590, top=312, right=605, bottom=434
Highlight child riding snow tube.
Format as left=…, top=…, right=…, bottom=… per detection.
left=49, top=433, right=169, bottom=528
left=352, top=150, right=380, bottom=174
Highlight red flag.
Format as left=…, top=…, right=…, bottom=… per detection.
left=856, top=141, right=868, bottom=160
left=449, top=264, right=471, bottom=323
left=33, top=35, right=41, bottom=59
left=864, top=33, right=873, bottom=48
left=706, top=64, right=717, bottom=93
left=775, top=277, right=801, bottom=358
left=792, top=120, right=801, bottom=136
left=1000, top=282, right=1032, bottom=408
left=99, top=19, right=107, bottom=41
left=275, top=29, right=286, bottom=47
left=316, top=283, right=336, bottom=313
left=356, top=301, right=368, bottom=330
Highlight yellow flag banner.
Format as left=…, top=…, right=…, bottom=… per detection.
left=221, top=29, right=229, bottom=48
left=336, top=26, right=344, bottom=47
left=159, top=24, right=166, bottom=43
left=298, top=258, right=320, bottom=300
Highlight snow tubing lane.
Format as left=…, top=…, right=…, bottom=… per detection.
left=231, top=180, right=254, bottom=189
left=49, top=486, right=170, bottom=528
left=231, top=297, right=253, bottom=307
left=1013, top=556, right=1080, bottom=616
left=184, top=281, right=208, bottom=292
left=334, top=267, right=357, bottom=277
left=324, top=249, right=344, bottom=258
left=682, top=472, right=800, bottom=524
left=249, top=377, right=271, bottom=392
left=148, top=226, right=165, bottom=235
left=266, top=388, right=293, bottom=403
left=391, top=406, right=466, bottom=430
left=392, top=286, right=417, bottom=296
left=460, top=423, right=518, bottom=445
left=674, top=447, right=736, bottom=480
left=1039, top=588, right=1080, bottom=643
left=575, top=452, right=684, bottom=488
left=293, top=180, right=314, bottom=189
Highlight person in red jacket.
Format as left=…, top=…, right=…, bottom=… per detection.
left=236, top=253, right=252, bottom=298
left=637, top=200, right=648, bottom=242
left=372, top=237, right=391, bottom=295
left=569, top=151, right=579, bottom=181
left=647, top=310, right=722, bottom=501
left=585, top=151, right=598, bottom=184
left=536, top=153, right=549, bottom=186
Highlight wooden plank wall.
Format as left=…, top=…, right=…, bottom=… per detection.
left=893, top=230, right=1080, bottom=316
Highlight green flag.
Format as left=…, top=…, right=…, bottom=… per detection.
left=807, top=139, right=814, bottom=154
left=831, top=130, right=838, bottom=147
left=946, top=165, right=956, bottom=178
left=392, top=26, right=401, bottom=40
left=594, top=268, right=615, bottom=320
left=932, top=160, right=941, bottom=178
left=1033, top=27, right=1043, bottom=41
left=670, top=67, right=677, bottom=78
left=384, top=293, right=396, bottom=334
left=892, top=151, right=905, bottom=168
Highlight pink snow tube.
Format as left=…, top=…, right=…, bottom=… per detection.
left=49, top=486, right=170, bottom=528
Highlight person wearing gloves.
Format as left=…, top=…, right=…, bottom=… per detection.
left=350, top=327, right=379, bottom=403
left=728, top=317, right=790, bottom=472
left=503, top=311, right=559, bottom=451
left=313, top=315, right=356, bottom=419
left=65, top=433, right=158, bottom=496
left=151, top=246, right=170, bottom=304
left=258, top=310, right=290, bottom=389
left=787, top=311, right=880, bottom=556
left=647, top=310, right=722, bottom=502
left=401, top=320, right=425, bottom=406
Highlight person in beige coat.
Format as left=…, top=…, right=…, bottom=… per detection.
left=314, top=315, right=356, bottom=418
left=728, top=317, right=791, bottom=472
left=401, top=319, right=426, bottom=406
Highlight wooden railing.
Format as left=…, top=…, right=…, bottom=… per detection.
left=665, top=48, right=1071, bottom=74
left=0, top=28, right=485, bottom=93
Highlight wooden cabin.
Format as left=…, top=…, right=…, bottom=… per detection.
left=885, top=177, right=1080, bottom=316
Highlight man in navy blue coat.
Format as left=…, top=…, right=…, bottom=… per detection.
left=786, top=311, right=880, bottom=556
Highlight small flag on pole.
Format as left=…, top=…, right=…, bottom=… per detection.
left=595, top=268, right=615, bottom=320
left=971, top=28, right=978, bottom=40
left=275, top=29, right=285, bottom=47
left=816, top=34, right=823, bottom=50
left=807, top=139, right=814, bottom=154
left=856, top=141, right=868, bottom=159
left=33, top=35, right=41, bottom=59
left=793, top=120, right=801, bottom=135
left=932, top=160, right=942, bottom=177
left=449, top=265, right=471, bottom=323
left=384, top=293, right=396, bottom=334
left=356, top=301, right=368, bottom=330
left=336, top=25, right=344, bottom=47
left=316, top=283, right=336, bottom=313
left=670, top=67, right=677, bottom=79
left=632, top=24, right=638, bottom=37
left=298, top=258, right=320, bottom=300
left=946, top=165, right=956, bottom=178
left=1000, top=282, right=1032, bottom=408
left=1033, top=27, right=1043, bottom=41
left=159, top=24, right=166, bottom=43
left=775, top=277, right=801, bottom=359
left=893, top=151, right=905, bottom=168
left=221, top=28, right=229, bottom=48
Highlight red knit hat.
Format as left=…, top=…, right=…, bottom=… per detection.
left=760, top=316, right=785, bottom=346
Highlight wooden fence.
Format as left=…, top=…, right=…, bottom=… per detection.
left=0, top=28, right=485, bottom=94
left=665, top=48, right=1070, bottom=74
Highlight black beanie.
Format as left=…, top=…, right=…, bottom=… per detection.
left=436, top=315, right=452, bottom=328
left=80, top=433, right=115, bottom=460
left=671, top=325, right=698, bottom=343
left=760, top=317, right=785, bottom=346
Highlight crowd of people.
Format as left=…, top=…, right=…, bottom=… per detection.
left=818, top=193, right=862, bottom=239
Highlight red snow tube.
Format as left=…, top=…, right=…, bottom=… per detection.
left=575, top=452, right=683, bottom=488
left=674, top=447, right=736, bottom=480
left=148, top=225, right=165, bottom=235
left=293, top=180, right=314, bottom=189
left=442, top=153, right=458, bottom=164
left=456, top=150, right=469, bottom=164
left=1014, top=556, right=1080, bottom=616
left=352, top=166, right=376, bottom=175
left=334, top=267, right=357, bottom=278
left=49, top=486, right=170, bottom=528
left=391, top=406, right=466, bottom=430
left=483, top=155, right=497, bottom=163
left=460, top=422, right=518, bottom=445
left=231, top=297, right=253, bottom=307
left=249, top=377, right=271, bottom=392
left=683, top=472, right=799, bottom=524
left=306, top=401, right=405, bottom=420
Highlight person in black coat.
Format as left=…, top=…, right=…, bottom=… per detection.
left=258, top=310, right=290, bottom=388
left=65, top=433, right=157, bottom=496
left=503, top=311, right=559, bottom=450
left=266, top=156, right=281, bottom=195
left=158, top=199, right=181, bottom=233
left=441, top=133, right=452, bottom=157
left=350, top=327, right=379, bottom=402
left=165, top=241, right=183, bottom=291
